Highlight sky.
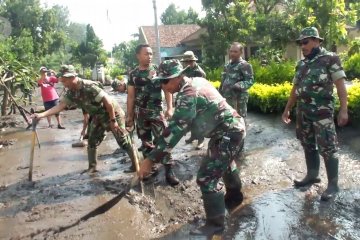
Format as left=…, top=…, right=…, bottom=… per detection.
left=41, top=0, right=204, bottom=51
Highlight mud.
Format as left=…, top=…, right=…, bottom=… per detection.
left=0, top=88, right=359, bottom=240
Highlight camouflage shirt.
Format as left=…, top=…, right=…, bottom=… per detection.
left=128, top=64, right=163, bottom=111
left=220, top=58, right=254, bottom=98
left=293, top=48, right=346, bottom=119
left=148, top=77, right=245, bottom=164
left=183, top=63, right=206, bottom=78
left=61, top=78, right=120, bottom=116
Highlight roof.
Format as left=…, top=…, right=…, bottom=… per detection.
left=140, top=24, right=201, bottom=48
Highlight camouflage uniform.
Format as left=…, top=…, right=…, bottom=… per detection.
left=182, top=63, right=206, bottom=147
left=148, top=60, right=246, bottom=235
left=61, top=78, right=136, bottom=169
left=220, top=59, right=254, bottom=117
left=182, top=63, right=206, bottom=78
left=128, top=65, right=170, bottom=158
left=294, top=47, right=345, bottom=157
left=290, top=27, right=347, bottom=201
left=148, top=76, right=246, bottom=192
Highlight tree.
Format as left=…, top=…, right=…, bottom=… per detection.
left=161, top=3, right=199, bottom=25
left=284, top=0, right=357, bottom=49
left=200, top=0, right=255, bottom=67
left=72, top=24, right=107, bottom=69
left=112, top=37, right=139, bottom=71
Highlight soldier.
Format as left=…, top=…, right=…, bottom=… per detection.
left=32, top=65, right=138, bottom=173
left=180, top=51, right=207, bottom=149
left=138, top=60, right=246, bottom=236
left=181, top=50, right=206, bottom=78
left=111, top=77, right=127, bottom=93
left=220, top=42, right=254, bottom=118
left=126, top=44, right=179, bottom=186
left=282, top=27, right=348, bottom=201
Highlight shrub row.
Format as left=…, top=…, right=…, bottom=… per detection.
left=209, top=80, right=360, bottom=125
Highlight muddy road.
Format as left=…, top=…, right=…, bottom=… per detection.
left=0, top=89, right=359, bottom=240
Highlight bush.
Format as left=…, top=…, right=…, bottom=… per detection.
left=346, top=79, right=360, bottom=124
left=204, top=66, right=223, bottom=82
left=248, top=82, right=293, bottom=113
left=344, top=53, right=360, bottom=80
left=110, top=66, right=126, bottom=79
left=209, top=80, right=221, bottom=89
left=250, top=59, right=295, bottom=84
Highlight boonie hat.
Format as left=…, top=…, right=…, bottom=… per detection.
left=153, top=59, right=187, bottom=81
left=296, top=27, right=324, bottom=43
left=57, top=65, right=77, bottom=78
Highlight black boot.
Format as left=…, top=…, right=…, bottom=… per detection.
left=190, top=192, right=225, bottom=236
left=223, top=169, right=243, bottom=211
left=294, top=148, right=321, bottom=187
left=321, top=154, right=339, bottom=201
left=164, top=164, right=179, bottom=186
left=124, top=142, right=139, bottom=173
left=196, top=137, right=205, bottom=150
left=87, top=147, right=98, bottom=173
left=185, top=135, right=194, bottom=144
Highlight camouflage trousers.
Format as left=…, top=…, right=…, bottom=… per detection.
left=197, top=130, right=245, bottom=194
left=87, top=111, right=134, bottom=156
left=135, top=108, right=172, bottom=164
left=226, top=92, right=249, bottom=118
left=296, top=110, right=338, bottom=159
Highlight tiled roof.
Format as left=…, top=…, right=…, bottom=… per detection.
left=140, top=24, right=201, bottom=48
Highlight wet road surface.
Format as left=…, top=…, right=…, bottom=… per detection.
left=0, top=90, right=359, bottom=240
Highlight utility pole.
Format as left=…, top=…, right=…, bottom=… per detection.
left=153, top=0, right=161, bottom=65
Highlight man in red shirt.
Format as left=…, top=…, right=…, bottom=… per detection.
left=37, top=66, right=65, bottom=129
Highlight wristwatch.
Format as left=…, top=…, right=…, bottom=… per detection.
left=110, top=118, right=116, bottom=123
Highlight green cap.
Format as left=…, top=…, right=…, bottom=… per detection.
left=296, top=27, right=323, bottom=43
left=180, top=51, right=198, bottom=62
left=154, top=59, right=186, bottom=81
left=57, top=65, right=77, bottom=78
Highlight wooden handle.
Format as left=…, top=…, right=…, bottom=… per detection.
left=28, top=131, right=36, bottom=181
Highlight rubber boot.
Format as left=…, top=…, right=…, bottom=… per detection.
left=87, top=147, right=97, bottom=173
left=124, top=143, right=138, bottom=173
left=321, top=154, right=339, bottom=201
left=190, top=192, right=225, bottom=236
left=164, top=164, right=179, bottom=186
left=196, top=137, right=205, bottom=150
left=294, top=148, right=321, bottom=187
left=185, top=135, right=194, bottom=144
left=223, top=169, right=243, bottom=211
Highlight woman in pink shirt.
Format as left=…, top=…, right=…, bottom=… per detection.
left=38, top=66, right=65, bottom=129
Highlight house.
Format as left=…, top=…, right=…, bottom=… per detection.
left=139, top=24, right=202, bottom=64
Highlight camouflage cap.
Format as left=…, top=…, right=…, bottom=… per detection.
left=296, top=27, right=323, bottom=43
left=57, top=65, right=77, bottom=78
left=153, top=59, right=186, bottom=81
left=180, top=51, right=198, bottom=62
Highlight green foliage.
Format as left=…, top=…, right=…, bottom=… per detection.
left=112, top=38, right=139, bottom=70
left=346, top=80, right=360, bottom=123
left=250, top=59, right=295, bottom=84
left=248, top=82, right=293, bottom=113
left=347, top=39, right=360, bottom=57
left=344, top=53, right=360, bottom=80
left=109, top=66, right=126, bottom=79
left=200, top=1, right=255, bottom=68
left=204, top=67, right=223, bottom=82
left=161, top=4, right=199, bottom=25
left=72, top=24, right=107, bottom=68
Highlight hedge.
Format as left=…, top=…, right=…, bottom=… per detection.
left=210, top=80, right=360, bottom=124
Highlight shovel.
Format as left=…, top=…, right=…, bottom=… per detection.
left=71, top=135, right=87, bottom=148
left=28, top=118, right=39, bottom=181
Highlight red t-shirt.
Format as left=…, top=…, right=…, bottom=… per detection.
left=37, top=76, right=59, bottom=102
